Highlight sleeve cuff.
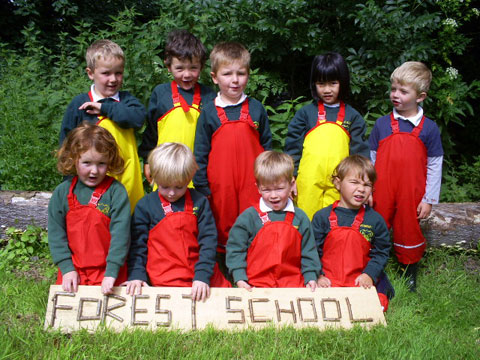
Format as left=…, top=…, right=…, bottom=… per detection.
left=194, top=269, right=212, bottom=285
left=231, top=269, right=248, bottom=284
left=105, top=262, right=121, bottom=279
left=303, top=271, right=317, bottom=284
left=57, top=259, right=75, bottom=276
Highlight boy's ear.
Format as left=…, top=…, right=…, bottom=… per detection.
left=165, top=59, right=172, bottom=73
left=86, top=67, right=95, bottom=80
left=332, top=176, right=341, bottom=191
left=416, top=91, right=427, bottom=103
left=210, top=71, right=218, bottom=84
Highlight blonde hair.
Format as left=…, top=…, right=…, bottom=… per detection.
left=57, top=122, right=124, bottom=176
left=254, top=151, right=294, bottom=186
left=210, top=42, right=250, bottom=74
left=390, top=61, right=432, bottom=94
left=148, top=143, right=198, bottom=186
left=332, top=155, right=376, bottom=184
left=86, top=39, right=124, bottom=70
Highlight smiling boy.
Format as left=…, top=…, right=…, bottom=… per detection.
left=59, top=39, right=146, bottom=212
left=139, top=30, right=216, bottom=185
left=369, top=61, right=443, bottom=291
left=226, top=151, right=321, bottom=290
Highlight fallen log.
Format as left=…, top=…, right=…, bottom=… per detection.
left=0, top=191, right=478, bottom=249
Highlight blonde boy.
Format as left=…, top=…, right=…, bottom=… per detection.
left=193, top=42, right=272, bottom=270
left=139, top=30, right=216, bottom=184
left=369, top=61, right=443, bottom=291
left=60, top=39, right=146, bottom=212
left=226, top=151, right=321, bottom=290
left=127, top=143, right=229, bottom=301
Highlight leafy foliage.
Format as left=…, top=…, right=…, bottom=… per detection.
left=0, top=0, right=479, bottom=195
left=0, top=226, right=51, bottom=273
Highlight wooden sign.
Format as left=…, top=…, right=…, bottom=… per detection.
left=44, top=286, right=386, bottom=333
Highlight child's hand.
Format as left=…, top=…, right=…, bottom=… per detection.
left=354, top=273, right=373, bottom=288
left=62, top=270, right=80, bottom=292
left=317, top=275, right=331, bottom=288
left=126, top=280, right=149, bottom=295
left=417, top=201, right=432, bottom=219
left=101, top=276, right=116, bottom=295
left=236, top=280, right=253, bottom=291
left=143, top=163, right=152, bottom=185
left=191, top=280, right=210, bottom=302
left=78, top=101, right=101, bottom=115
left=306, top=280, right=317, bottom=292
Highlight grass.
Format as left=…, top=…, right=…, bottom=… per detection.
left=0, top=249, right=479, bottom=360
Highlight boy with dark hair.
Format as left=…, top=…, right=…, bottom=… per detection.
left=226, top=151, right=320, bottom=289
left=139, top=29, right=216, bottom=185
left=369, top=61, right=443, bottom=291
left=193, top=42, right=272, bottom=273
left=60, top=39, right=146, bottom=212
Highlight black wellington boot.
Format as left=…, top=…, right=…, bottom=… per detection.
left=401, top=262, right=418, bottom=292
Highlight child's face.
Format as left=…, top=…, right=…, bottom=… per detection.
left=315, top=80, right=340, bottom=105
left=167, top=57, right=202, bottom=90
left=390, top=80, right=426, bottom=118
left=211, top=61, right=249, bottom=104
left=86, top=56, right=124, bottom=99
left=158, top=183, right=188, bottom=203
left=334, top=170, right=373, bottom=210
left=76, top=148, right=109, bottom=187
left=257, top=178, right=294, bottom=211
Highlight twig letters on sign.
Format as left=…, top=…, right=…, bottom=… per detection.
left=44, top=286, right=386, bottom=333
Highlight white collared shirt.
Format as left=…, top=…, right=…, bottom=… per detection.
left=214, top=92, right=247, bottom=108
left=259, top=197, right=295, bottom=213
left=392, top=106, right=423, bottom=127
left=90, top=84, right=120, bottom=102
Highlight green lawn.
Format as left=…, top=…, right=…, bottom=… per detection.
left=1, top=249, right=479, bottom=360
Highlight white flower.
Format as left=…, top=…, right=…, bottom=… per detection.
left=446, top=67, right=459, bottom=80
left=443, top=18, right=458, bottom=28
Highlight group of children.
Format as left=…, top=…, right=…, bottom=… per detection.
left=48, top=29, right=443, bottom=309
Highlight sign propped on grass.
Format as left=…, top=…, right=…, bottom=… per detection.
left=44, top=286, right=386, bottom=332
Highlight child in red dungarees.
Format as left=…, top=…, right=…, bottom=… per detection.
left=193, top=42, right=272, bottom=277
left=369, top=62, right=443, bottom=292
left=226, top=151, right=321, bottom=290
left=48, top=123, right=130, bottom=295
left=312, top=155, right=394, bottom=311
left=127, top=143, right=230, bottom=302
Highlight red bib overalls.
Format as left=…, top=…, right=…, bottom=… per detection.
left=296, top=102, right=350, bottom=219
left=56, top=176, right=128, bottom=285
left=146, top=189, right=231, bottom=287
left=374, top=114, right=427, bottom=264
left=321, top=201, right=370, bottom=287
left=246, top=208, right=305, bottom=287
left=207, top=99, right=264, bottom=251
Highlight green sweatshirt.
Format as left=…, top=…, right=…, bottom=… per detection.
left=47, top=178, right=131, bottom=278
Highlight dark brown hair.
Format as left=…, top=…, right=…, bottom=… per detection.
left=164, top=29, right=207, bottom=67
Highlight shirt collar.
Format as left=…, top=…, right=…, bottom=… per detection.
left=393, top=106, right=423, bottom=127
left=214, top=92, right=247, bottom=108
left=90, top=84, right=120, bottom=102
left=324, top=102, right=340, bottom=108
left=259, top=197, right=295, bottom=213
